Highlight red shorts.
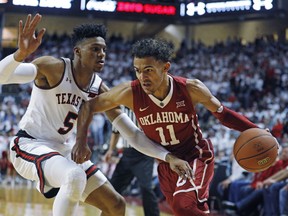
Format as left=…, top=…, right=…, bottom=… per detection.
left=158, top=139, right=214, bottom=216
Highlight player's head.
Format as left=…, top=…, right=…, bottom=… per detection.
left=71, top=23, right=107, bottom=47
left=131, top=38, right=174, bottom=62
left=71, top=23, right=107, bottom=72
left=132, top=38, right=173, bottom=95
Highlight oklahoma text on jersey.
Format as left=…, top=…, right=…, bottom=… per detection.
left=138, top=112, right=190, bottom=125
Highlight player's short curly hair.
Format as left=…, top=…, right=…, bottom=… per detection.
left=131, top=38, right=174, bottom=62
left=71, top=23, right=107, bottom=46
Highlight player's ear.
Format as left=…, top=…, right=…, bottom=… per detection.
left=74, top=47, right=81, bottom=56
left=163, top=62, right=170, bottom=72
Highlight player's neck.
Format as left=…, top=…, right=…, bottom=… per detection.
left=72, top=60, right=95, bottom=90
left=152, top=76, right=170, bottom=101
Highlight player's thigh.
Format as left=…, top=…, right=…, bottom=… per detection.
left=9, top=137, right=58, bottom=181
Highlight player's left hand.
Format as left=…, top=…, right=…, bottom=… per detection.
left=71, top=142, right=92, bottom=164
left=165, top=153, right=194, bottom=180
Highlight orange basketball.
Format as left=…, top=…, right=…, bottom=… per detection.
left=233, top=128, right=279, bottom=172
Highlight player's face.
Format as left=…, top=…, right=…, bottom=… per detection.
left=134, top=57, right=168, bottom=95
left=75, top=37, right=106, bottom=72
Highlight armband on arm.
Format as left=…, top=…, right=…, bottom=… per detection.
left=0, top=54, right=37, bottom=84
left=212, top=106, right=258, bottom=132
left=112, top=113, right=169, bottom=161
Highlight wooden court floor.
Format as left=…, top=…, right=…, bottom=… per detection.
left=0, top=180, right=173, bottom=216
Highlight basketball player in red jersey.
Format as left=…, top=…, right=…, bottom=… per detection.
left=0, top=15, right=193, bottom=216
left=75, top=38, right=259, bottom=215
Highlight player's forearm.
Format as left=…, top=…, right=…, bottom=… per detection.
left=76, top=102, right=94, bottom=145
left=109, top=132, right=120, bottom=151
left=14, top=49, right=30, bottom=62
left=270, top=170, right=288, bottom=182
left=0, top=53, right=37, bottom=84
left=0, top=54, right=21, bottom=83
left=212, top=106, right=258, bottom=132
left=165, top=153, right=179, bottom=163
left=112, top=113, right=169, bottom=161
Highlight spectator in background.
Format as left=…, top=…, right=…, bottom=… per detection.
left=214, top=127, right=232, bottom=154
left=217, top=153, right=251, bottom=203
left=279, top=183, right=288, bottom=215
left=271, top=118, right=284, bottom=141
left=223, top=147, right=286, bottom=215
left=281, top=114, right=288, bottom=141
left=0, top=151, right=10, bottom=181
left=262, top=145, right=288, bottom=216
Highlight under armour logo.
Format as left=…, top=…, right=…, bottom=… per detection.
left=88, top=93, right=96, bottom=98
left=253, top=0, right=273, bottom=11
left=186, top=2, right=205, bottom=16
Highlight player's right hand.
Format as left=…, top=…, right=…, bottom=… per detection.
left=165, top=153, right=194, bottom=180
left=15, top=13, right=46, bottom=61
left=71, top=142, right=92, bottom=164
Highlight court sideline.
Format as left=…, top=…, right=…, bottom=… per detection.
left=0, top=179, right=173, bottom=216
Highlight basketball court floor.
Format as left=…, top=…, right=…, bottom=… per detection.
left=0, top=180, right=173, bottom=216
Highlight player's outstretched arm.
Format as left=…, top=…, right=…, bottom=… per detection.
left=72, top=82, right=124, bottom=164
left=187, top=79, right=258, bottom=132
left=73, top=82, right=170, bottom=163
left=112, top=113, right=193, bottom=179
left=0, top=14, right=46, bottom=84
left=74, top=83, right=194, bottom=178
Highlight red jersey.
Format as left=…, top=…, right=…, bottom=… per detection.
left=132, top=75, right=209, bottom=161
left=132, top=75, right=214, bottom=215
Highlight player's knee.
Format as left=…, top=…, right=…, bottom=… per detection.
left=113, top=195, right=126, bottom=215
left=63, top=167, right=86, bottom=201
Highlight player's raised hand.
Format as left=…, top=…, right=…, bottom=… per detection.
left=14, top=13, right=46, bottom=61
